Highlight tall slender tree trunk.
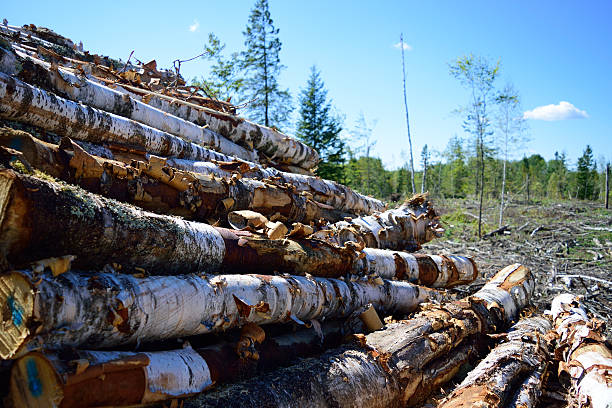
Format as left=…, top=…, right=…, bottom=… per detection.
left=605, top=162, right=609, bottom=209
left=400, top=33, right=416, bottom=194
left=499, top=135, right=508, bottom=227
left=421, top=154, right=427, bottom=193
left=478, top=136, right=485, bottom=238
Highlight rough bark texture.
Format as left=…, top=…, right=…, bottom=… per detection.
left=551, top=293, right=612, bottom=408
left=167, top=157, right=387, bottom=215
left=439, top=316, right=552, bottom=408
left=0, top=39, right=319, bottom=170
left=103, top=81, right=319, bottom=170
left=5, top=48, right=260, bottom=163
left=0, top=168, right=226, bottom=274
left=0, top=169, right=447, bottom=277
left=8, top=320, right=362, bottom=407
left=0, top=72, right=259, bottom=164
left=312, top=193, right=444, bottom=251
left=0, top=127, right=350, bottom=224
left=0, top=269, right=440, bottom=358
left=183, top=263, right=535, bottom=408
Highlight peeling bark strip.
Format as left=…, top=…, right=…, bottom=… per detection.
left=9, top=348, right=213, bottom=407
left=0, top=128, right=349, bottom=224
left=315, top=193, right=444, bottom=251
left=9, top=320, right=359, bottom=407
left=439, top=316, right=552, bottom=408
left=0, top=270, right=439, bottom=358
left=0, top=169, right=226, bottom=274
left=105, top=81, right=320, bottom=170
left=183, top=264, right=535, bottom=408
left=5, top=49, right=260, bottom=163
left=0, top=170, right=450, bottom=278
left=0, top=72, right=256, bottom=164
left=551, top=293, right=612, bottom=408
left=168, top=157, right=387, bottom=215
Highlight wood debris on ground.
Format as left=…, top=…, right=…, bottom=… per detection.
left=0, top=22, right=610, bottom=408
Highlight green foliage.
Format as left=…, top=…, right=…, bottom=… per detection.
left=193, top=33, right=244, bottom=102
left=241, top=0, right=292, bottom=128
left=296, top=66, right=345, bottom=182
left=576, top=145, right=599, bottom=200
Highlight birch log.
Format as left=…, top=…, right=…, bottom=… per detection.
left=9, top=348, right=214, bottom=407
left=438, top=316, right=552, bottom=408
left=0, top=269, right=440, bottom=358
left=0, top=127, right=349, bottom=224
left=6, top=49, right=261, bottom=163
left=0, top=170, right=447, bottom=276
left=8, top=320, right=359, bottom=407
left=166, top=157, right=386, bottom=215
left=98, top=80, right=320, bottom=170
left=0, top=72, right=262, bottom=164
left=183, top=263, right=536, bottom=408
left=0, top=39, right=319, bottom=170
left=551, top=293, right=612, bottom=408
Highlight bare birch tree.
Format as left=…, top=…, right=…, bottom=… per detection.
left=400, top=33, right=416, bottom=194
left=450, top=54, right=500, bottom=238
left=495, top=83, right=527, bottom=226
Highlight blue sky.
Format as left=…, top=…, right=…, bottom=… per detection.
left=3, top=1, right=611, bottom=169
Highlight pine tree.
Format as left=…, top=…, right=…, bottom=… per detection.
left=296, top=66, right=345, bottom=182
left=241, top=0, right=292, bottom=128
left=193, top=33, right=243, bottom=102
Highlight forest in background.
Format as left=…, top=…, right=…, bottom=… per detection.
left=193, top=0, right=610, bottom=215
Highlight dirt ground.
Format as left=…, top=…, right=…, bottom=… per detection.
left=419, top=197, right=611, bottom=407
left=423, top=197, right=611, bottom=336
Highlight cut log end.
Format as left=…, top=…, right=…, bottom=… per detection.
left=9, top=353, right=63, bottom=408
left=0, top=271, right=34, bottom=359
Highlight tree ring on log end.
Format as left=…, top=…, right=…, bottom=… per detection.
left=9, top=353, right=63, bottom=408
left=0, top=271, right=34, bottom=359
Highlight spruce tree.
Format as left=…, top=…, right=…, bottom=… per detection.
left=576, top=145, right=597, bottom=200
left=296, top=66, right=345, bottom=182
left=241, top=0, right=292, bottom=128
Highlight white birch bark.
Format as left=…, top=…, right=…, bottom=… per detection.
left=166, top=156, right=387, bottom=215
left=0, top=72, right=256, bottom=164
left=438, top=316, right=552, bottom=408
left=4, top=48, right=260, bottom=163
left=0, top=128, right=350, bottom=224
left=8, top=347, right=213, bottom=407
left=0, top=34, right=319, bottom=170
left=104, top=82, right=319, bottom=170
left=0, top=270, right=440, bottom=359
left=0, top=171, right=440, bottom=276
left=183, top=263, right=535, bottom=408
left=551, top=293, right=612, bottom=408
left=360, top=250, right=477, bottom=287
left=314, top=193, right=444, bottom=251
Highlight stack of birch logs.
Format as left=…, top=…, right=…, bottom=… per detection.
left=0, top=23, right=610, bottom=408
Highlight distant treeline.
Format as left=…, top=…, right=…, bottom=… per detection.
left=341, top=142, right=607, bottom=204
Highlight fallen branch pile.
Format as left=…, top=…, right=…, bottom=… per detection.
left=0, top=22, right=609, bottom=408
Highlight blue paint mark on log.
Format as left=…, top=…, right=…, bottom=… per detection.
left=26, top=358, right=43, bottom=397
left=7, top=296, right=24, bottom=327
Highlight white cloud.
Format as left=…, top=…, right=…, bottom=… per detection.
left=189, top=20, right=200, bottom=32
left=523, top=101, right=588, bottom=121
left=393, top=41, right=412, bottom=51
